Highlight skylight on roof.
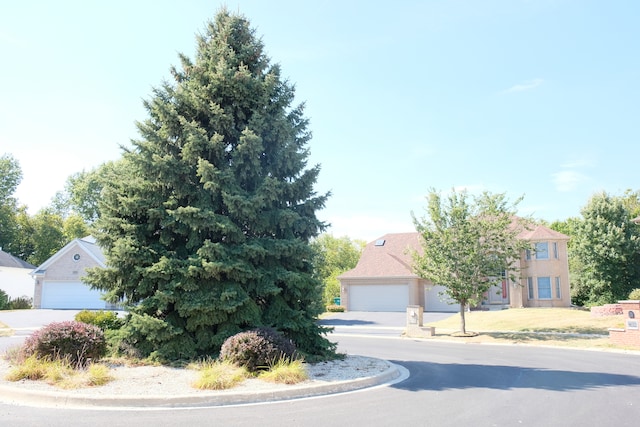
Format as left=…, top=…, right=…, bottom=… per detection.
left=375, top=239, right=386, bottom=246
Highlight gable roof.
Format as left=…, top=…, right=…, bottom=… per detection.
left=32, top=236, right=106, bottom=274
left=339, top=233, right=421, bottom=279
left=516, top=224, right=569, bottom=241
left=0, top=250, right=35, bottom=269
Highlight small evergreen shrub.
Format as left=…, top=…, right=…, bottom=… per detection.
left=219, top=327, right=297, bottom=372
left=326, top=304, right=345, bottom=312
left=22, top=321, right=107, bottom=366
left=75, top=310, right=123, bottom=330
left=9, top=296, right=32, bottom=310
left=628, top=289, right=640, bottom=300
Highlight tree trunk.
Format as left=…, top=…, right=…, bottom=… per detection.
left=459, top=302, right=467, bottom=334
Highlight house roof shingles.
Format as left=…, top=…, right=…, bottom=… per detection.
left=77, top=236, right=106, bottom=265
left=516, top=224, right=569, bottom=241
left=339, top=233, right=421, bottom=279
left=339, top=223, right=569, bottom=280
left=0, top=250, right=35, bottom=269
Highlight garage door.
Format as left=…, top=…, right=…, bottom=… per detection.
left=348, top=284, right=409, bottom=312
left=41, top=281, right=106, bottom=310
left=425, top=285, right=458, bottom=312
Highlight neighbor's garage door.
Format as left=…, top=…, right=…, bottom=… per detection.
left=348, top=284, right=409, bottom=312
left=41, top=281, right=106, bottom=310
left=425, top=285, right=458, bottom=312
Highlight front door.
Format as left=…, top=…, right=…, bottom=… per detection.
left=488, top=280, right=508, bottom=304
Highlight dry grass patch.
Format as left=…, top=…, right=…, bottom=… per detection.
left=0, top=321, right=11, bottom=337
left=258, top=358, right=308, bottom=384
left=430, top=308, right=624, bottom=335
left=5, top=354, right=52, bottom=381
left=424, top=308, right=633, bottom=350
left=4, top=354, right=114, bottom=389
left=191, top=360, right=249, bottom=390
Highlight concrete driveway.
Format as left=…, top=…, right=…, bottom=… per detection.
left=0, top=309, right=81, bottom=331
left=319, top=311, right=456, bottom=337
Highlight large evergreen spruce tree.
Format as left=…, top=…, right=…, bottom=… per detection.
left=86, top=9, right=335, bottom=361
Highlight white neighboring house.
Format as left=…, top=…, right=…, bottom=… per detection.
left=0, top=249, right=35, bottom=301
left=32, top=236, right=110, bottom=310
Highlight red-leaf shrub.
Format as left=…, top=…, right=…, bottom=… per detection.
left=219, top=327, right=297, bottom=372
left=22, top=321, right=107, bottom=365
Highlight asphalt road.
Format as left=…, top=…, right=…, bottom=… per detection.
left=1, top=311, right=639, bottom=426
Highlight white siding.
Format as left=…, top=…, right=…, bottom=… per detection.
left=0, top=267, right=34, bottom=299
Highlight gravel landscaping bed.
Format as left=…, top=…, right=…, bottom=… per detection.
left=0, top=355, right=391, bottom=397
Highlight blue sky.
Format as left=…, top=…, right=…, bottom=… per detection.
left=2, top=0, right=639, bottom=242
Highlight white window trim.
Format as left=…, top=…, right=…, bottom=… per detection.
left=535, top=242, right=549, bottom=260
left=537, top=276, right=552, bottom=300
left=527, top=277, right=534, bottom=299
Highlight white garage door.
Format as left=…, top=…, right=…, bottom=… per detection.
left=349, top=284, right=409, bottom=312
left=425, top=285, right=458, bottom=312
left=41, top=281, right=106, bottom=310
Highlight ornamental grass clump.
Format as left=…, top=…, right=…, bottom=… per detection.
left=4, top=354, right=52, bottom=381
left=219, top=327, right=298, bottom=372
left=258, top=357, right=308, bottom=384
left=22, top=321, right=107, bottom=366
left=5, top=354, right=114, bottom=389
left=191, top=360, right=249, bottom=390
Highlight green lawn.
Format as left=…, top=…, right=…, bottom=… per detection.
left=425, top=308, right=635, bottom=351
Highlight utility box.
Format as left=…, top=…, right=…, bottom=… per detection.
left=406, top=305, right=423, bottom=326
left=405, top=305, right=436, bottom=338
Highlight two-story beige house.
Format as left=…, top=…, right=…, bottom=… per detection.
left=338, top=224, right=570, bottom=312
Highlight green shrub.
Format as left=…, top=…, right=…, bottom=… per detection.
left=629, top=289, right=640, bottom=300
left=0, top=289, right=9, bottom=310
left=75, top=310, right=123, bottom=330
left=219, top=327, right=297, bottom=372
left=322, top=274, right=341, bottom=306
left=22, top=321, right=107, bottom=366
left=9, top=296, right=32, bottom=310
left=326, top=304, right=345, bottom=312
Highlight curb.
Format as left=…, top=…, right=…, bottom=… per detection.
left=0, top=362, right=403, bottom=409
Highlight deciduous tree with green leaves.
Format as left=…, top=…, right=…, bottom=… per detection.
left=86, top=9, right=334, bottom=361
left=53, top=160, right=127, bottom=224
left=0, top=153, right=23, bottom=253
left=311, top=234, right=365, bottom=306
left=411, top=189, right=531, bottom=335
left=569, top=192, right=640, bottom=306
